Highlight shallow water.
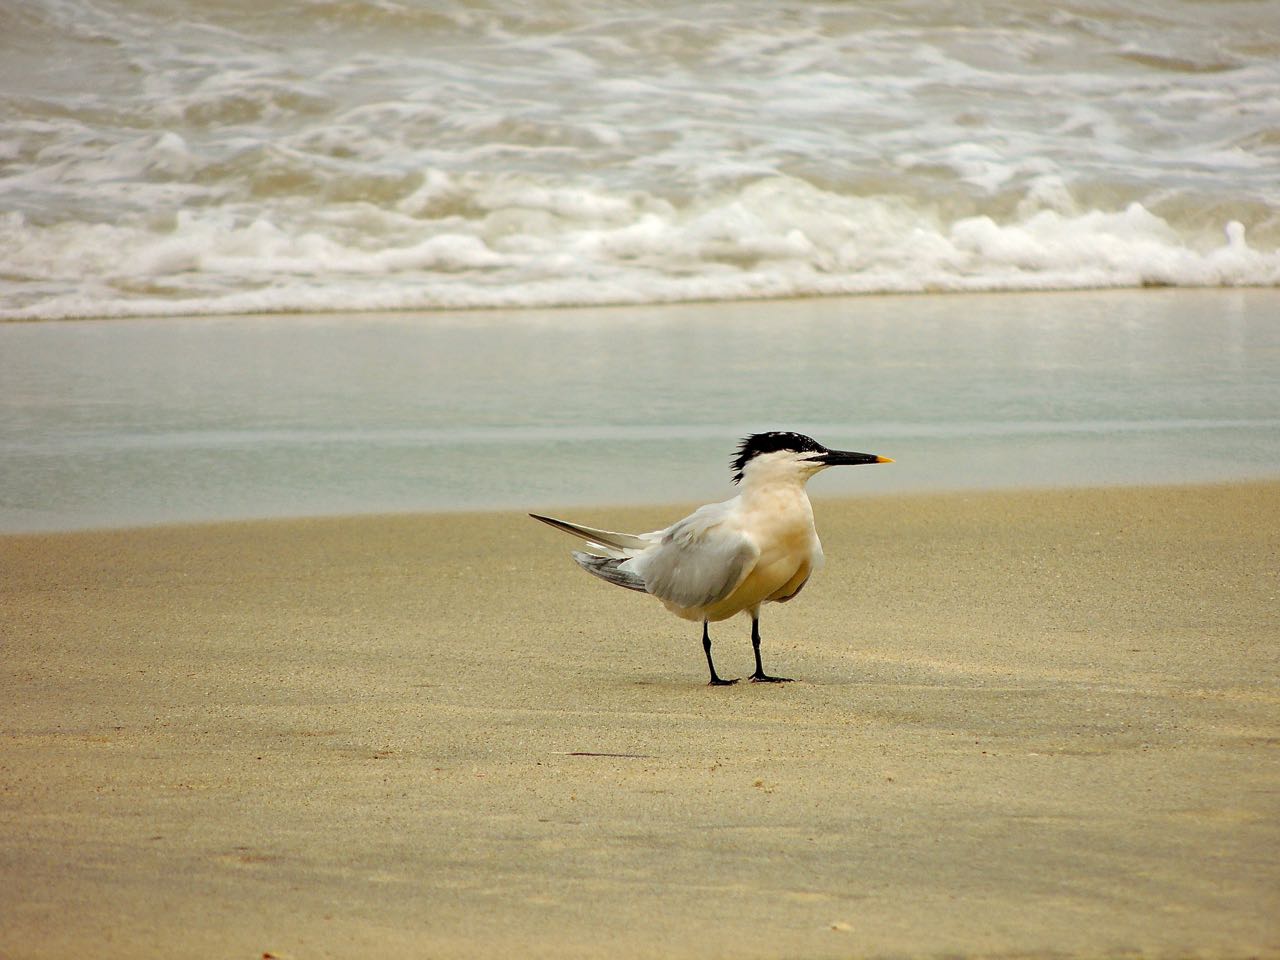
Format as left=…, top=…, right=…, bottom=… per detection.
left=2, top=0, right=1278, bottom=320
left=1, top=289, right=1277, bottom=531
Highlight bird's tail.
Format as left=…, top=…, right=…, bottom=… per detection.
left=571, top=551, right=647, bottom=593
left=529, top=513, right=653, bottom=559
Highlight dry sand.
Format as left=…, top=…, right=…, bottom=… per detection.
left=2, top=482, right=1278, bottom=959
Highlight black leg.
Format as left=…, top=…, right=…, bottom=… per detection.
left=703, top=621, right=738, bottom=686
left=749, top=617, right=792, bottom=683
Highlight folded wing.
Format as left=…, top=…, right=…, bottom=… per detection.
left=625, top=501, right=758, bottom=610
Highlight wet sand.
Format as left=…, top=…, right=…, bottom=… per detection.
left=2, top=482, right=1277, bottom=958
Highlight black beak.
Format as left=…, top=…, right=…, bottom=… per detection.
left=815, top=449, right=894, bottom=467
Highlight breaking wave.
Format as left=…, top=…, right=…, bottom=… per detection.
left=3, top=0, right=1278, bottom=320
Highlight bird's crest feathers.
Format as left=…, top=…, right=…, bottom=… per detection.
left=730, top=431, right=826, bottom=483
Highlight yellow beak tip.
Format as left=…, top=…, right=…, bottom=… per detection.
left=877, top=456, right=895, bottom=464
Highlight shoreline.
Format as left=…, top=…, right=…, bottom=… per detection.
left=5, top=472, right=1280, bottom=538
left=2, top=473, right=1280, bottom=542
left=4, top=288, right=1278, bottom=534
left=5, top=280, right=1279, bottom=325
left=3, top=480, right=1277, bottom=958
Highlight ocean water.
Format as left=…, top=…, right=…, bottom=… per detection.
left=1, top=289, right=1278, bottom=532
left=3, top=0, right=1279, bottom=320
left=4, top=4, right=1279, bottom=530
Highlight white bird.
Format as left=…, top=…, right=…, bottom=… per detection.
left=531, top=432, right=892, bottom=685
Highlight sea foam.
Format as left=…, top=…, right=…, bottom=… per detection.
left=2, top=0, right=1278, bottom=319
left=2, top=176, right=1275, bottom=321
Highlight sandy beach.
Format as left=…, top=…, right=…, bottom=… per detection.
left=2, top=481, right=1277, bottom=958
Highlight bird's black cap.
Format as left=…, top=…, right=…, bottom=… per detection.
left=730, top=432, right=827, bottom=483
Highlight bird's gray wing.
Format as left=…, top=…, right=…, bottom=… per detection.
left=627, top=500, right=758, bottom=609
left=529, top=513, right=657, bottom=559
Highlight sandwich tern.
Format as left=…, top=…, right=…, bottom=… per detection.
left=531, top=432, right=892, bottom=685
